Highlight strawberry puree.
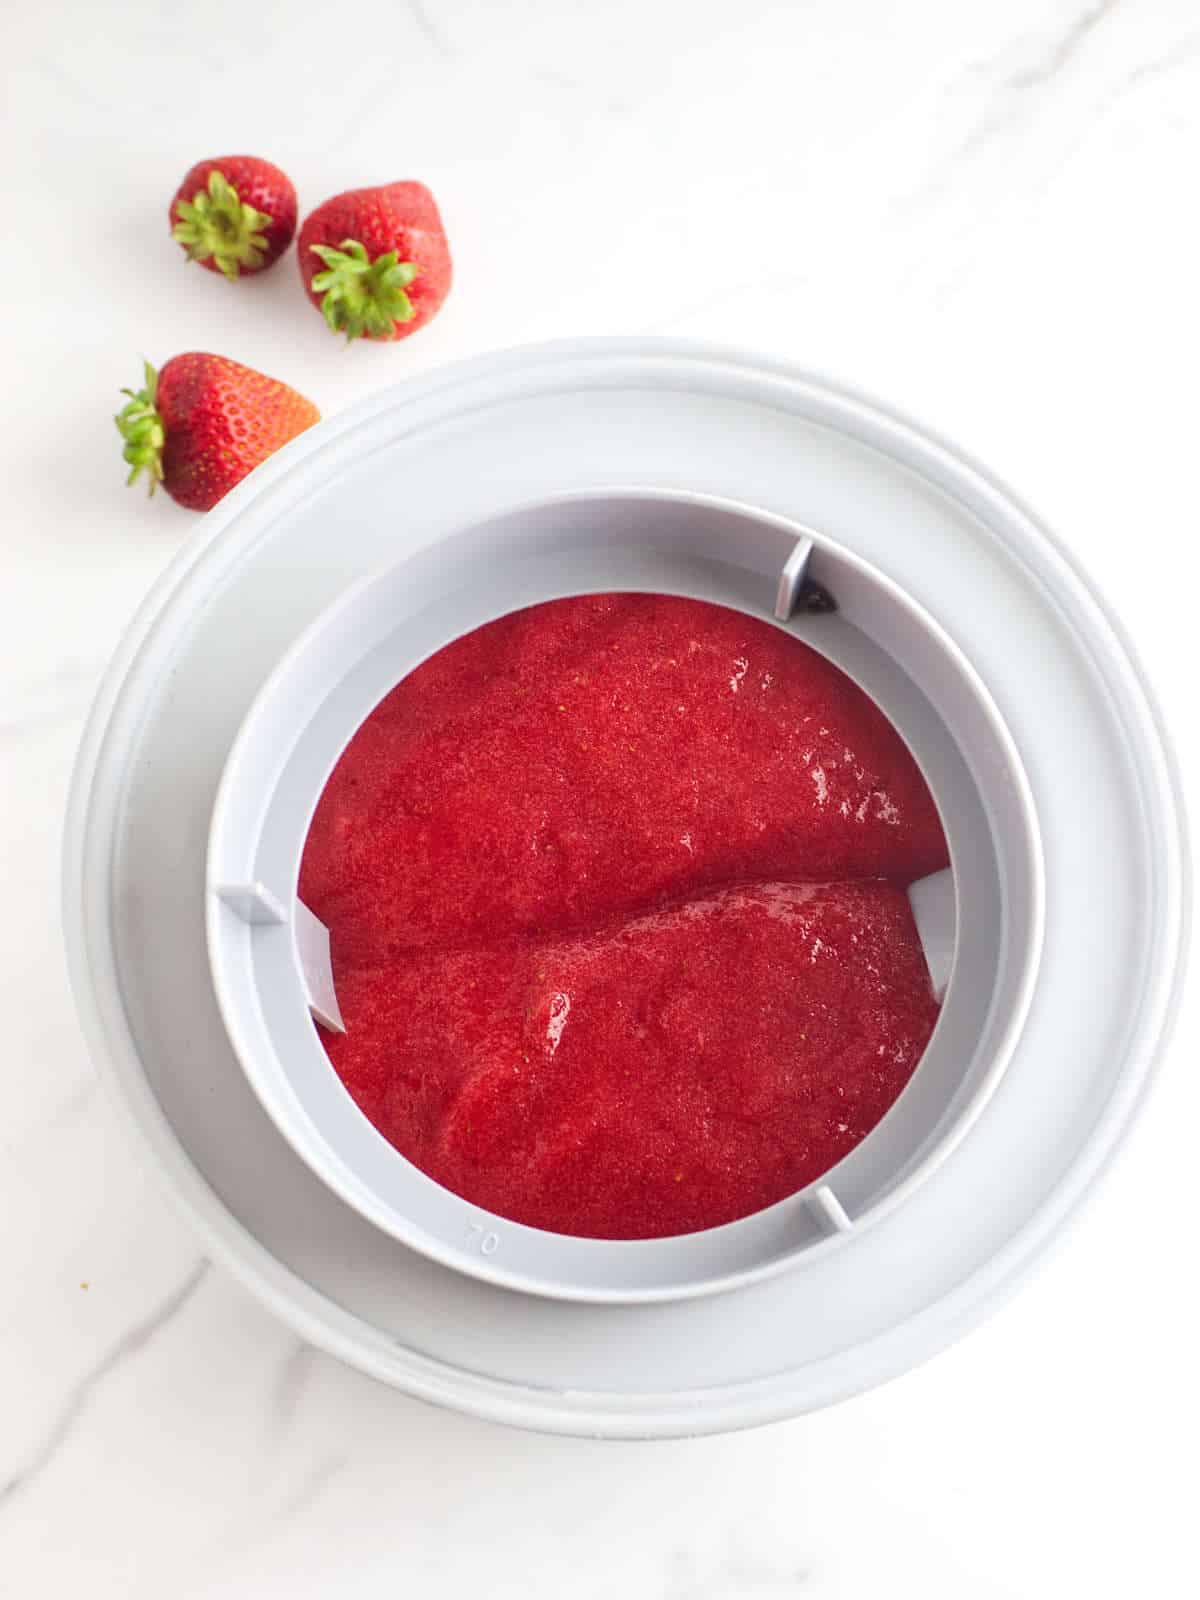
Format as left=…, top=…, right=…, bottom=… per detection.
left=301, top=594, right=950, bottom=1238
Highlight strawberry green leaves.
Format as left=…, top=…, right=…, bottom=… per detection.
left=172, top=168, right=273, bottom=281
left=114, top=361, right=165, bottom=494
left=309, top=240, right=419, bottom=341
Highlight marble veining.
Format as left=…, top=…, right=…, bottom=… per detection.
left=1, top=1263, right=208, bottom=1509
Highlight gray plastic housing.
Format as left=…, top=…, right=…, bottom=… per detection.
left=206, top=489, right=1042, bottom=1302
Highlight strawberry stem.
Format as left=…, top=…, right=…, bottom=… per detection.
left=115, top=360, right=165, bottom=495
left=173, top=168, right=273, bottom=281
left=309, top=239, right=418, bottom=341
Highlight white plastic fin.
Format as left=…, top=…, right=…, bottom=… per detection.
left=908, top=867, right=956, bottom=1002
left=808, top=1184, right=853, bottom=1234
left=216, top=882, right=288, bottom=925
left=294, top=898, right=345, bottom=1034
left=774, top=536, right=815, bottom=620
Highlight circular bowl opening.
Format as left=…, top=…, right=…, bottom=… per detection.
left=207, top=488, right=1043, bottom=1302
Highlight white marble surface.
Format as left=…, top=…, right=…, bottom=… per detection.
left=3, top=0, right=1198, bottom=1593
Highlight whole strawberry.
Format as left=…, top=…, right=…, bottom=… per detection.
left=115, top=355, right=319, bottom=511
left=298, top=181, right=452, bottom=342
left=170, top=156, right=298, bottom=280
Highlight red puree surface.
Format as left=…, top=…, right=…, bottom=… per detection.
left=301, top=594, right=950, bottom=1239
